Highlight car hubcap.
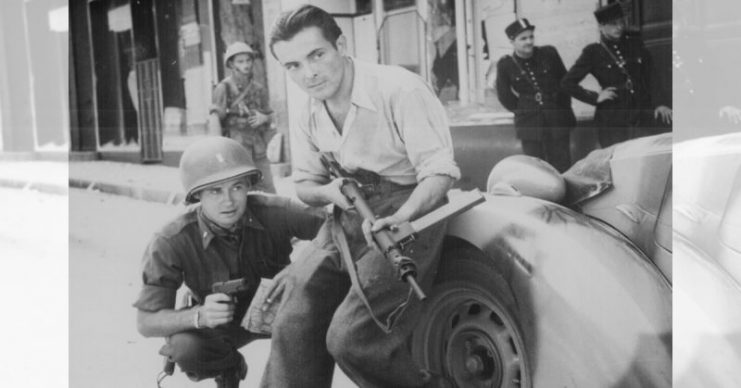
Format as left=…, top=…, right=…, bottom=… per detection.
left=417, top=287, right=528, bottom=388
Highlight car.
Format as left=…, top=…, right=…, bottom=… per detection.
left=412, top=134, right=673, bottom=387
left=673, top=133, right=741, bottom=388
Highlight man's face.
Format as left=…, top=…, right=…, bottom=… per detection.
left=600, top=18, right=626, bottom=41
left=273, top=26, right=347, bottom=101
left=196, top=176, right=250, bottom=229
left=511, top=29, right=535, bottom=57
left=230, top=53, right=254, bottom=76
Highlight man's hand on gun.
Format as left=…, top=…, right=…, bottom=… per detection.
left=362, top=213, right=406, bottom=252
left=324, top=178, right=355, bottom=210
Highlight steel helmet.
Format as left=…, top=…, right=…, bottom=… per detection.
left=179, top=137, right=262, bottom=203
left=486, top=154, right=566, bottom=202
left=224, top=42, right=254, bottom=67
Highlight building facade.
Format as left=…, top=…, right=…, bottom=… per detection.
left=68, top=0, right=673, bottom=186
left=0, top=0, right=68, bottom=158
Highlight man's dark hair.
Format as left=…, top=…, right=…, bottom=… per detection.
left=269, top=4, right=343, bottom=59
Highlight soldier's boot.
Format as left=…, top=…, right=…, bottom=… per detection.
left=214, top=358, right=247, bottom=388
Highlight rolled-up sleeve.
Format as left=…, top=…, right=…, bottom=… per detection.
left=395, top=87, right=460, bottom=182
left=132, top=236, right=182, bottom=312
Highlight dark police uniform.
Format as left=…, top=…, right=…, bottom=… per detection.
left=561, top=3, right=668, bottom=148
left=496, top=19, right=575, bottom=172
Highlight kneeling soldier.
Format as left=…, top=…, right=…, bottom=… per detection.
left=133, top=137, right=323, bottom=388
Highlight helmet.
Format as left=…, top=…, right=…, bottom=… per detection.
left=179, top=137, right=262, bottom=203
left=486, top=154, right=566, bottom=202
left=224, top=42, right=254, bottom=67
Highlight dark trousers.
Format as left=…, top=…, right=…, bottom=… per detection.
left=260, top=186, right=446, bottom=388
left=521, top=132, right=571, bottom=173
left=597, top=127, right=631, bottom=149
left=595, top=108, right=663, bottom=148
left=160, top=325, right=263, bottom=381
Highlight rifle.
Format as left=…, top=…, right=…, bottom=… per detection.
left=320, top=153, right=485, bottom=301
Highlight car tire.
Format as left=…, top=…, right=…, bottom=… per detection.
left=412, top=245, right=532, bottom=388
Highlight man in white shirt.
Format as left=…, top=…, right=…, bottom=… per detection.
left=260, top=4, right=460, bottom=388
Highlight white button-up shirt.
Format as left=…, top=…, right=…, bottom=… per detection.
left=292, top=58, right=460, bottom=186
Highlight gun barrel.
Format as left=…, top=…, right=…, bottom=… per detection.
left=342, top=179, right=427, bottom=300
left=406, top=276, right=426, bottom=300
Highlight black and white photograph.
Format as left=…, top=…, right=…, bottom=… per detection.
left=0, top=0, right=739, bottom=387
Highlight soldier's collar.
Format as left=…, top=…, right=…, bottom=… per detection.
left=196, top=205, right=264, bottom=248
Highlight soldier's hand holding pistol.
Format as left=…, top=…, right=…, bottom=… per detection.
left=197, top=293, right=235, bottom=328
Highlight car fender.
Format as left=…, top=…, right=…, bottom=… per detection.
left=673, top=133, right=741, bottom=386
left=443, top=192, right=672, bottom=387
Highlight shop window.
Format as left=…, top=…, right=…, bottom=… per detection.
left=429, top=0, right=458, bottom=103
left=378, top=9, right=425, bottom=76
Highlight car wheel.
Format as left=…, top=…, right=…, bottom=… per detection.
left=412, top=246, right=531, bottom=388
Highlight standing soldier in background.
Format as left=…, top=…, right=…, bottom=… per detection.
left=495, top=18, right=575, bottom=173
left=561, top=2, right=672, bottom=148
left=209, top=42, right=276, bottom=193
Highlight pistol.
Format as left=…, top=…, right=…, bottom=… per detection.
left=212, top=278, right=251, bottom=296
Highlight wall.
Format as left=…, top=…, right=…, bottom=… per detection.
left=0, top=0, right=35, bottom=151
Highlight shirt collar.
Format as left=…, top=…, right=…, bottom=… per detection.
left=309, top=57, right=377, bottom=116
left=196, top=204, right=265, bottom=248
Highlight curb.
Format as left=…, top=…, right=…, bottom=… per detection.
left=0, top=177, right=69, bottom=196
left=68, top=178, right=185, bottom=205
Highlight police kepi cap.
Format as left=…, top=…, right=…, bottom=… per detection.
left=505, top=18, right=535, bottom=40
left=594, top=2, right=625, bottom=24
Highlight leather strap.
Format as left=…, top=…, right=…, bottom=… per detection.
left=330, top=208, right=412, bottom=334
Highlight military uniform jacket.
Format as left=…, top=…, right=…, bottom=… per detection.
left=133, top=193, right=324, bottom=319
left=496, top=45, right=576, bottom=141
left=561, top=33, right=659, bottom=128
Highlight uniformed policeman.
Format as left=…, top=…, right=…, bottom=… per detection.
left=496, top=18, right=576, bottom=172
left=561, top=2, right=672, bottom=148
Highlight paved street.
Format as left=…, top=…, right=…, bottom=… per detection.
left=0, top=187, right=67, bottom=388
left=68, top=188, right=355, bottom=388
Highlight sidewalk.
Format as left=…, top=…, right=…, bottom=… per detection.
left=0, top=160, right=296, bottom=202
left=0, top=160, right=68, bottom=195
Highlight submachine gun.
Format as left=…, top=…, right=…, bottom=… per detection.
left=319, top=153, right=485, bottom=301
